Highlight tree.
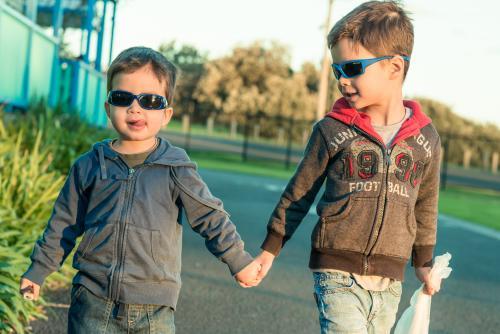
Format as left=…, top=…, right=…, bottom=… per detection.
left=158, top=41, right=207, bottom=119
left=195, top=41, right=292, bottom=137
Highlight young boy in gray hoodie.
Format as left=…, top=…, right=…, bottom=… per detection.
left=244, top=1, right=442, bottom=333
left=20, top=46, right=260, bottom=333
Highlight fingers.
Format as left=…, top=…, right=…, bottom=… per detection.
left=256, top=262, right=271, bottom=280
left=422, top=282, right=436, bottom=296
left=19, top=278, right=40, bottom=301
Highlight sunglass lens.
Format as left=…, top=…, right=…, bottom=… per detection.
left=333, top=67, right=341, bottom=80
left=342, top=62, right=363, bottom=78
left=109, top=91, right=134, bottom=107
left=138, top=95, right=164, bottom=109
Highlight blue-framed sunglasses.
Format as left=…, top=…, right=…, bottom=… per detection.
left=107, top=90, right=168, bottom=110
left=331, top=55, right=410, bottom=80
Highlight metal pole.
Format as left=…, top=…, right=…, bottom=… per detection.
left=49, top=0, right=63, bottom=106
left=83, top=0, right=96, bottom=64
left=95, top=0, right=108, bottom=71
left=108, top=0, right=117, bottom=64
left=25, top=0, right=38, bottom=22
left=316, top=0, right=333, bottom=120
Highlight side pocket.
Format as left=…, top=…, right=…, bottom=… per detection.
left=321, top=197, right=376, bottom=252
left=122, top=225, right=164, bottom=282
left=151, top=231, right=161, bottom=265
left=372, top=201, right=414, bottom=258
left=77, top=226, right=99, bottom=258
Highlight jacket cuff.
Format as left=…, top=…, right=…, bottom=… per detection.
left=260, top=231, right=285, bottom=256
left=411, top=245, right=434, bottom=267
left=223, top=248, right=254, bottom=276
left=22, top=262, right=53, bottom=286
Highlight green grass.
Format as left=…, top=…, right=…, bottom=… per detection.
left=189, top=150, right=500, bottom=231
left=167, top=119, right=309, bottom=149
left=439, top=186, right=500, bottom=231
left=188, top=150, right=296, bottom=180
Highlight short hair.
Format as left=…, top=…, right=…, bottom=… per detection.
left=327, top=1, right=414, bottom=76
left=107, top=46, right=178, bottom=104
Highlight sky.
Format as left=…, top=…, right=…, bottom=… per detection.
left=68, top=0, right=500, bottom=126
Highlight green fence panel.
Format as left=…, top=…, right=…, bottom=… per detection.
left=0, top=4, right=29, bottom=105
left=29, top=31, right=55, bottom=99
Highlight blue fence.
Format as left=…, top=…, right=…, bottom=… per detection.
left=0, top=0, right=108, bottom=127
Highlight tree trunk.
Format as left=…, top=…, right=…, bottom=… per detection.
left=492, top=152, right=499, bottom=174
left=207, top=115, right=214, bottom=135
left=182, top=114, right=190, bottom=133
left=277, top=128, right=285, bottom=145
left=230, top=115, right=238, bottom=138
left=253, top=124, right=260, bottom=139
left=463, top=147, right=472, bottom=169
left=483, top=150, right=490, bottom=170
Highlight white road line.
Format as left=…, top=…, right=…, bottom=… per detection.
left=264, top=184, right=284, bottom=192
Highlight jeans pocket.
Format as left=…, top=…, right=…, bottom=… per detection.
left=70, top=284, right=85, bottom=305
left=314, top=272, right=355, bottom=295
left=387, top=281, right=403, bottom=298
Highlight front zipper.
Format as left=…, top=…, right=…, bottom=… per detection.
left=352, top=125, right=392, bottom=275
left=108, top=166, right=137, bottom=301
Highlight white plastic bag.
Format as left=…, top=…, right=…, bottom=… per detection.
left=394, top=252, right=452, bottom=334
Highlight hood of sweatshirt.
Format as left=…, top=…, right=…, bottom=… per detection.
left=325, top=97, right=432, bottom=148
left=93, top=136, right=196, bottom=180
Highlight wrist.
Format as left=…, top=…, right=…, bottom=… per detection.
left=260, top=250, right=276, bottom=261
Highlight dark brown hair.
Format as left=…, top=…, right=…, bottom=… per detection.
left=327, top=1, right=413, bottom=76
left=107, top=46, right=178, bottom=104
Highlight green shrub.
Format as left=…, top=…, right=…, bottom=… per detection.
left=0, top=102, right=111, bottom=333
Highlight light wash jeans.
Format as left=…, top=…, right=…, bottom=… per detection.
left=67, top=284, right=175, bottom=334
left=313, top=272, right=402, bottom=334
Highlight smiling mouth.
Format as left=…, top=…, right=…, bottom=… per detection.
left=343, top=92, right=358, bottom=98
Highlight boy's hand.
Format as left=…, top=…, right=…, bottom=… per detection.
left=415, top=267, right=438, bottom=296
left=235, top=261, right=262, bottom=288
left=255, top=250, right=276, bottom=281
left=19, top=278, right=40, bottom=301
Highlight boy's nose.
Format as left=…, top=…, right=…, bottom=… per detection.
left=338, top=76, right=351, bottom=87
left=127, top=99, right=143, bottom=113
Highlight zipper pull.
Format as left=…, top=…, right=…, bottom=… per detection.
left=128, top=168, right=135, bottom=177
left=386, top=149, right=392, bottom=166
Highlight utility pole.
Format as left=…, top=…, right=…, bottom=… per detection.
left=316, top=0, right=333, bottom=121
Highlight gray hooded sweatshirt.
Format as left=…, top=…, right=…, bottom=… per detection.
left=22, top=137, right=253, bottom=309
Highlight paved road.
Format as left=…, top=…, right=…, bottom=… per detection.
left=31, top=169, right=500, bottom=334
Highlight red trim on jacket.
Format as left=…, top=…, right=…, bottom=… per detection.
left=325, top=98, right=432, bottom=148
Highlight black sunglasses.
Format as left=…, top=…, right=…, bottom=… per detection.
left=107, top=90, right=168, bottom=110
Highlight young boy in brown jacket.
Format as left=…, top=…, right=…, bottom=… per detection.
left=240, top=1, right=442, bottom=333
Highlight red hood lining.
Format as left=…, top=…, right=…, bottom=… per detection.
left=325, top=98, right=432, bottom=148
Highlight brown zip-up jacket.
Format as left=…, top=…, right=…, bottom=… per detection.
left=261, top=98, right=441, bottom=281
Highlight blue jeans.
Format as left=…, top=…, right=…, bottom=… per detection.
left=313, top=272, right=402, bottom=334
left=67, top=284, right=175, bottom=334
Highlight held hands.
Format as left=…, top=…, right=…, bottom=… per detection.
left=415, top=266, right=438, bottom=296
left=19, top=278, right=41, bottom=301
left=234, top=250, right=276, bottom=288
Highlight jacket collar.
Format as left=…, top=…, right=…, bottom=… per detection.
left=325, top=98, right=432, bottom=148
left=93, top=137, right=196, bottom=180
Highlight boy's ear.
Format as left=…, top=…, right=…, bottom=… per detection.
left=389, top=56, right=405, bottom=80
left=104, top=102, right=111, bottom=118
left=162, top=107, right=174, bottom=127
